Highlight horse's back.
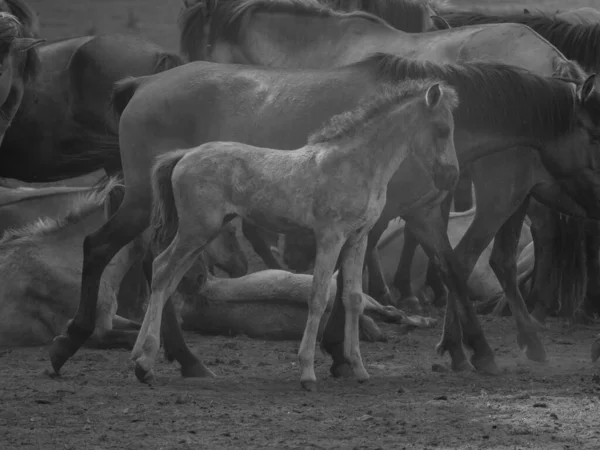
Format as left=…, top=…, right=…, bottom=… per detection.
left=452, top=22, right=563, bottom=75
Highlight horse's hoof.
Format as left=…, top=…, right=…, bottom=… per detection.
left=301, top=379, right=317, bottom=392
left=399, top=296, right=422, bottom=314
left=180, top=362, right=216, bottom=379
left=471, top=355, right=501, bottom=376
left=49, top=334, right=79, bottom=374
left=134, top=360, right=155, bottom=384
left=451, top=359, right=476, bottom=373
left=329, top=362, right=353, bottom=379
left=378, top=291, right=396, bottom=306
left=591, top=339, right=600, bottom=363
left=518, top=333, right=548, bottom=363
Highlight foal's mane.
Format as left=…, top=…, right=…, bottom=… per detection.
left=440, top=9, right=600, bottom=73
left=206, top=0, right=393, bottom=47
left=363, top=53, right=577, bottom=140
left=308, top=80, right=457, bottom=144
left=0, top=176, right=122, bottom=245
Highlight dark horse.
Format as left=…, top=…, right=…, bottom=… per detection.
left=434, top=7, right=600, bottom=321
left=0, top=34, right=183, bottom=182
left=49, top=54, right=600, bottom=382
left=0, top=1, right=44, bottom=147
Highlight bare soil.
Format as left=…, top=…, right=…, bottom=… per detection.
left=1, top=318, right=599, bottom=449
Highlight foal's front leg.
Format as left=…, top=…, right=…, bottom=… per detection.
left=339, top=232, right=370, bottom=382
left=298, top=231, right=345, bottom=391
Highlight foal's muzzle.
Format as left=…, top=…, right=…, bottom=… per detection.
left=432, top=164, right=459, bottom=192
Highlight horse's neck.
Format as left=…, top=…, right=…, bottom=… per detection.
left=41, top=204, right=105, bottom=249
left=244, top=12, right=413, bottom=67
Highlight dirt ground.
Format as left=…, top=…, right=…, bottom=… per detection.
left=1, top=0, right=600, bottom=449
left=0, top=317, right=599, bottom=449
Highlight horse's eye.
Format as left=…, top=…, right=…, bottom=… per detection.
left=435, top=124, right=451, bottom=139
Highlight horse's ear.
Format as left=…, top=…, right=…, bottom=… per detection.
left=425, top=83, right=442, bottom=108
left=430, top=15, right=451, bottom=30
left=579, top=73, right=598, bottom=104
left=523, top=8, right=530, bottom=14
left=12, top=38, right=45, bottom=52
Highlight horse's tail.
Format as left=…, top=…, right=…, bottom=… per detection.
left=106, top=76, right=143, bottom=134
left=150, top=149, right=189, bottom=252
left=542, top=209, right=587, bottom=319
left=153, top=51, right=184, bottom=74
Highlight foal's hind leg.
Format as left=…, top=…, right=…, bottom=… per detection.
left=488, top=199, right=547, bottom=363
left=140, top=253, right=214, bottom=379
left=132, top=227, right=216, bottom=383
left=49, top=196, right=151, bottom=374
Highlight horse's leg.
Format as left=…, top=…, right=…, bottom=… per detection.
left=241, top=220, right=284, bottom=270
left=298, top=231, right=345, bottom=391
left=338, top=232, right=370, bottom=383
left=488, top=199, right=547, bottom=362
left=452, top=166, right=473, bottom=212
left=49, top=196, right=150, bottom=374
left=132, top=228, right=216, bottom=383
left=364, top=219, right=395, bottom=305
left=140, top=252, right=214, bottom=378
left=392, top=194, right=452, bottom=307
left=404, top=204, right=492, bottom=373
left=422, top=194, right=453, bottom=306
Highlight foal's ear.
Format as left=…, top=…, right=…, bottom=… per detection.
left=523, top=8, right=530, bottom=14
left=12, top=38, right=45, bottom=52
left=430, top=15, right=451, bottom=30
left=425, top=83, right=443, bottom=108
left=579, top=73, right=599, bottom=104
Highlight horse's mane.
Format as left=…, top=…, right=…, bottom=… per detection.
left=361, top=53, right=577, bottom=140
left=0, top=1, right=41, bottom=83
left=0, top=176, right=123, bottom=244
left=2, top=0, right=39, bottom=36
left=308, top=79, right=457, bottom=144
left=206, top=0, right=392, bottom=47
left=440, top=9, right=600, bottom=73
left=324, top=0, right=435, bottom=32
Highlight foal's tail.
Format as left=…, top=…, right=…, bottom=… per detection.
left=150, top=149, right=189, bottom=253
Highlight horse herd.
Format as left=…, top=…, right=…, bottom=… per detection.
left=0, top=0, right=599, bottom=390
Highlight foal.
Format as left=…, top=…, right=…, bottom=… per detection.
left=132, top=81, right=459, bottom=390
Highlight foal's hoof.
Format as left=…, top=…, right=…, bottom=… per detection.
left=180, top=362, right=217, bottom=379
left=301, top=379, right=317, bottom=392
left=330, top=362, right=353, bottom=379
left=471, top=354, right=501, bottom=376
left=49, top=334, right=79, bottom=374
left=134, top=360, right=156, bottom=384
left=398, top=296, right=422, bottom=314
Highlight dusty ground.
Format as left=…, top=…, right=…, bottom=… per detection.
left=2, top=0, right=600, bottom=449
left=0, top=318, right=599, bottom=449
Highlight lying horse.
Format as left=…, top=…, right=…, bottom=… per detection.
left=179, top=268, right=437, bottom=341
left=0, top=178, right=246, bottom=348
left=133, top=81, right=459, bottom=389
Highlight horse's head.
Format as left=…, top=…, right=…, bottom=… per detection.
left=0, top=12, right=43, bottom=146
left=204, top=222, right=248, bottom=278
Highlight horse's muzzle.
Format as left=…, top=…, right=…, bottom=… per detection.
left=432, top=163, right=459, bottom=192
